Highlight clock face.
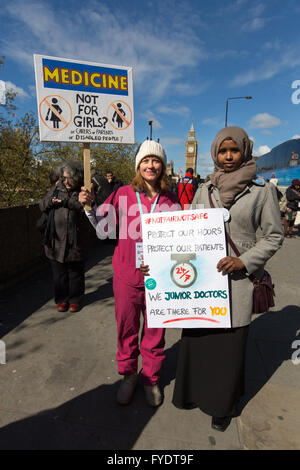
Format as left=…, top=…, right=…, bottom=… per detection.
left=171, top=262, right=197, bottom=288
left=188, top=146, right=194, bottom=153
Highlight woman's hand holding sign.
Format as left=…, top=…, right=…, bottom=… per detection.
left=140, top=262, right=150, bottom=276
left=79, top=184, right=95, bottom=207
left=217, top=256, right=245, bottom=275
left=141, top=256, right=245, bottom=277
left=139, top=254, right=149, bottom=276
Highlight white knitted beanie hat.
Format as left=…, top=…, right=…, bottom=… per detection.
left=135, top=140, right=167, bottom=171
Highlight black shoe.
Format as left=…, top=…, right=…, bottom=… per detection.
left=211, top=416, right=231, bottom=432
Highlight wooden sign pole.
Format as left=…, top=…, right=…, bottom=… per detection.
left=83, top=143, right=92, bottom=211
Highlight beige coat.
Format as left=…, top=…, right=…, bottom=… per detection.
left=192, top=179, right=284, bottom=327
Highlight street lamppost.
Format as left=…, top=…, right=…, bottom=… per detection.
left=225, top=96, right=252, bottom=127
left=148, top=120, right=153, bottom=140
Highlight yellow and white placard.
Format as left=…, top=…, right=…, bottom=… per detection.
left=142, top=208, right=231, bottom=328
left=34, top=54, right=134, bottom=143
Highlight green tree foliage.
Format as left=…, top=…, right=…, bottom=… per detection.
left=0, top=112, right=37, bottom=207
left=90, top=143, right=137, bottom=184
left=0, top=57, right=17, bottom=130
left=0, top=117, right=137, bottom=207
left=0, top=112, right=137, bottom=208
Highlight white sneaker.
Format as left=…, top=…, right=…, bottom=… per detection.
left=144, top=384, right=163, bottom=407
left=116, top=374, right=138, bottom=405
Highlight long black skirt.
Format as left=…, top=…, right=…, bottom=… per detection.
left=172, top=326, right=249, bottom=417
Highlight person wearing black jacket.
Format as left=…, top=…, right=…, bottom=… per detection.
left=284, top=178, right=300, bottom=238
left=92, top=170, right=123, bottom=206
left=106, top=170, right=123, bottom=193
left=39, top=161, right=87, bottom=312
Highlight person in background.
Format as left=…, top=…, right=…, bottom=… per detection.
left=269, top=173, right=278, bottom=186
left=284, top=178, right=300, bottom=238
left=167, top=175, right=177, bottom=193
left=195, top=174, right=202, bottom=189
left=79, top=140, right=180, bottom=407
left=39, top=161, right=86, bottom=313
left=268, top=173, right=283, bottom=201
left=172, top=126, right=283, bottom=432
left=177, top=167, right=198, bottom=209
left=91, top=169, right=123, bottom=206
left=106, top=169, right=123, bottom=194
left=91, top=171, right=110, bottom=207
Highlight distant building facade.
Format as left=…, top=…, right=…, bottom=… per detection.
left=166, top=160, right=175, bottom=177
left=165, top=123, right=200, bottom=187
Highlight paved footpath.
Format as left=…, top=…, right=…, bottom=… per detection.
left=0, top=232, right=299, bottom=451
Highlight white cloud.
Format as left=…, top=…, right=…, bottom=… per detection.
left=197, top=166, right=214, bottom=179
left=261, top=129, right=273, bottom=135
left=248, top=113, right=281, bottom=129
left=253, top=145, right=271, bottom=157
left=215, top=0, right=248, bottom=17
left=292, top=135, right=300, bottom=139
left=160, top=137, right=185, bottom=146
left=157, top=105, right=190, bottom=117
left=28, top=85, right=36, bottom=96
left=201, top=117, right=223, bottom=127
left=140, top=110, right=162, bottom=130
left=231, top=65, right=278, bottom=86
left=195, top=152, right=213, bottom=178
left=241, top=17, right=269, bottom=32
left=2, top=1, right=207, bottom=102
left=262, top=39, right=284, bottom=52
left=0, top=80, right=5, bottom=104
left=197, top=152, right=212, bottom=167
left=239, top=4, right=272, bottom=32
left=174, top=81, right=211, bottom=97
left=249, top=4, right=266, bottom=17
left=4, top=81, right=29, bottom=99
left=231, top=46, right=300, bottom=86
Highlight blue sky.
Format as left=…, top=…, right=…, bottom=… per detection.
left=1, top=0, right=300, bottom=177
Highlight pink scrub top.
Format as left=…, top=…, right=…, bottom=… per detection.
left=90, top=185, right=181, bottom=287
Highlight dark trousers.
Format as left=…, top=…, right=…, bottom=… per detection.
left=172, top=326, right=249, bottom=417
left=50, top=260, right=85, bottom=304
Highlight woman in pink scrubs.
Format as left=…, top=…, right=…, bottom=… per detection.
left=79, top=140, right=180, bottom=407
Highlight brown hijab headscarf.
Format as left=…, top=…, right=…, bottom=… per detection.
left=209, top=126, right=257, bottom=208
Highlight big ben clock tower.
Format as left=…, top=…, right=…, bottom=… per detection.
left=185, top=122, right=198, bottom=173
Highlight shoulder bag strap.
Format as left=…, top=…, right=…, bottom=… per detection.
left=208, top=188, right=257, bottom=282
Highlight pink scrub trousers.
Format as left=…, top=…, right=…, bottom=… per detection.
left=113, top=276, right=165, bottom=386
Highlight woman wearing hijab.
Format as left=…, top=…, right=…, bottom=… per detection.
left=172, top=126, right=284, bottom=431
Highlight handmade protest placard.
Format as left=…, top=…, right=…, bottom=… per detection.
left=141, top=208, right=231, bottom=328
left=33, top=54, right=134, bottom=144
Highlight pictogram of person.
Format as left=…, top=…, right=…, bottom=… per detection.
left=45, top=98, right=63, bottom=129
left=112, top=103, right=126, bottom=128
